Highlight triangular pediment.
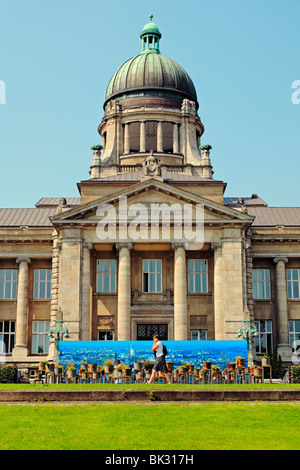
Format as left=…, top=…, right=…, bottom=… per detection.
left=50, top=178, right=254, bottom=226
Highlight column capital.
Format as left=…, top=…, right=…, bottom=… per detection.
left=274, top=257, right=289, bottom=264
left=83, top=242, right=93, bottom=250
left=211, top=242, right=222, bottom=250
left=16, top=257, right=31, bottom=264
left=171, top=242, right=185, bottom=251
left=115, top=242, right=133, bottom=251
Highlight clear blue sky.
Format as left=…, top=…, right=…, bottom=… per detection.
left=1, top=0, right=299, bottom=208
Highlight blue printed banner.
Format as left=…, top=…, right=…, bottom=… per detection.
left=59, top=340, right=248, bottom=369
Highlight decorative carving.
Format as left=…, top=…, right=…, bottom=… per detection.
left=16, top=258, right=31, bottom=264
left=274, top=257, right=289, bottom=264
left=115, top=242, right=133, bottom=251
left=107, top=99, right=121, bottom=115
left=171, top=242, right=185, bottom=250
left=181, top=99, right=196, bottom=115
left=56, top=198, right=69, bottom=214
left=190, top=316, right=206, bottom=327
left=98, top=316, right=115, bottom=328
left=142, top=151, right=161, bottom=177
left=211, top=242, right=222, bottom=250
left=83, top=242, right=93, bottom=250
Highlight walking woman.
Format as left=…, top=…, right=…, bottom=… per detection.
left=148, top=334, right=171, bottom=384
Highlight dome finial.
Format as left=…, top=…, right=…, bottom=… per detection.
left=140, top=14, right=162, bottom=54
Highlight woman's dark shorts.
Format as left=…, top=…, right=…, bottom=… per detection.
left=153, top=355, right=168, bottom=373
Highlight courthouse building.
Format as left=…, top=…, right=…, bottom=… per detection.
left=0, top=16, right=299, bottom=368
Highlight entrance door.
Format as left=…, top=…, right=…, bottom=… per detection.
left=137, top=324, right=168, bottom=340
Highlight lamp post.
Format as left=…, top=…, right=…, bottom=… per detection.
left=236, top=320, right=258, bottom=366
left=47, top=320, right=69, bottom=363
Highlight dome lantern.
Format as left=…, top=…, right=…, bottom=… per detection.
left=140, top=14, right=161, bottom=54
left=99, top=15, right=205, bottom=171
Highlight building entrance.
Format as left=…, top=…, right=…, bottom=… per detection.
left=137, top=324, right=168, bottom=340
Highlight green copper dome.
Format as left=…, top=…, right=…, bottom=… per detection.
left=140, top=14, right=162, bottom=39
left=104, top=15, right=198, bottom=108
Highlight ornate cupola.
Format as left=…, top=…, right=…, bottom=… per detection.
left=91, top=15, right=215, bottom=183
left=140, top=14, right=162, bottom=54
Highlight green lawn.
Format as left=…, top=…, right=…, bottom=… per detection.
left=0, top=384, right=299, bottom=450
left=0, top=401, right=299, bottom=450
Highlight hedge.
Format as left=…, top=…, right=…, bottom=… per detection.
left=290, top=365, right=300, bottom=384
left=0, top=365, right=18, bottom=383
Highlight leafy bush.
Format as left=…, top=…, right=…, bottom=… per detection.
left=271, top=350, right=283, bottom=378
left=290, top=365, right=300, bottom=384
left=0, top=365, right=18, bottom=383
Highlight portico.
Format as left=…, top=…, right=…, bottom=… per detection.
left=50, top=178, right=253, bottom=343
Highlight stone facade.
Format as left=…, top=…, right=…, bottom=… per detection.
left=0, top=17, right=298, bottom=368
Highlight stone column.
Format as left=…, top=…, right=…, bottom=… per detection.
left=274, top=257, right=291, bottom=362
left=173, top=243, right=187, bottom=340
left=58, top=230, right=82, bottom=340
left=116, top=116, right=122, bottom=160
left=173, top=123, right=179, bottom=154
left=157, top=121, right=163, bottom=152
left=48, top=231, right=61, bottom=362
left=220, top=229, right=245, bottom=339
left=81, top=243, right=93, bottom=341
left=140, top=121, right=146, bottom=152
left=117, top=243, right=132, bottom=340
left=212, top=243, right=225, bottom=340
left=124, top=123, right=130, bottom=154
left=12, top=257, right=31, bottom=359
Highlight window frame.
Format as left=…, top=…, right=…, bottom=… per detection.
left=287, top=268, right=300, bottom=299
left=0, top=269, right=18, bottom=300
left=31, top=320, right=50, bottom=354
left=142, top=259, right=162, bottom=293
left=254, top=320, right=273, bottom=355
left=0, top=320, right=15, bottom=354
left=191, top=329, right=207, bottom=341
left=289, top=320, right=300, bottom=349
left=98, top=330, right=114, bottom=341
left=188, top=259, right=208, bottom=294
left=252, top=268, right=271, bottom=300
left=33, top=269, right=52, bottom=300
left=96, top=259, right=117, bottom=294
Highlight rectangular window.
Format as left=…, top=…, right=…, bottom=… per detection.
left=143, top=260, right=162, bottom=293
left=254, top=320, right=273, bottom=355
left=287, top=269, right=300, bottom=299
left=0, top=269, right=18, bottom=300
left=289, top=320, right=300, bottom=350
left=188, top=260, right=208, bottom=293
left=98, top=331, right=114, bottom=341
left=0, top=321, right=15, bottom=353
left=97, top=260, right=117, bottom=293
left=33, top=269, right=52, bottom=300
left=252, top=269, right=271, bottom=299
left=32, top=321, right=50, bottom=354
left=191, top=330, right=207, bottom=340
left=137, top=324, right=168, bottom=341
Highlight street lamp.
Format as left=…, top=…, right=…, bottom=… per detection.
left=236, top=320, right=258, bottom=365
